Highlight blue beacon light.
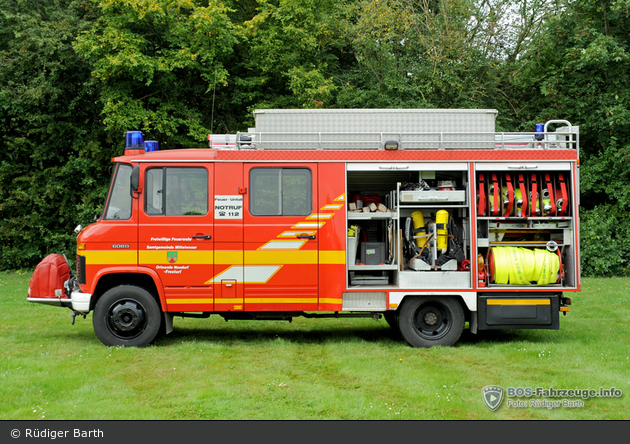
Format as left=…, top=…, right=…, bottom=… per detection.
left=535, top=123, right=545, bottom=141
left=144, top=141, right=159, bottom=152
left=125, top=131, right=144, bottom=149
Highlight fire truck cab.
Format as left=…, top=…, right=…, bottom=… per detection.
left=28, top=109, right=579, bottom=347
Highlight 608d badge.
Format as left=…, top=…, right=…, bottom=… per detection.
left=482, top=385, right=505, bottom=411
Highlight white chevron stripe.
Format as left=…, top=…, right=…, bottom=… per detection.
left=205, top=266, right=281, bottom=284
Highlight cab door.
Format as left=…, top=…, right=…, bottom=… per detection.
left=243, top=164, right=319, bottom=311
left=138, top=164, right=214, bottom=311
left=212, top=163, right=244, bottom=312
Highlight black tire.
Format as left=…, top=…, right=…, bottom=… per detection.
left=398, top=297, right=465, bottom=348
left=383, top=311, right=401, bottom=336
left=93, top=285, right=163, bottom=347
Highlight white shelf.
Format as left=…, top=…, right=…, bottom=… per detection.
left=400, top=189, right=466, bottom=203
left=348, top=212, right=397, bottom=220
left=349, top=264, right=399, bottom=271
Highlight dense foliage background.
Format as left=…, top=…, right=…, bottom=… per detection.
left=1, top=0, right=629, bottom=275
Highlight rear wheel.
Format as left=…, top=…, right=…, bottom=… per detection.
left=93, top=285, right=162, bottom=347
left=383, top=310, right=401, bottom=336
left=398, top=297, right=464, bottom=347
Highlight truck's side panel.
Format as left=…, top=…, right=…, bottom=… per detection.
left=317, top=163, right=346, bottom=310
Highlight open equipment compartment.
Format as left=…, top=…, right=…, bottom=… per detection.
left=475, top=163, right=577, bottom=289
left=346, top=163, right=473, bottom=289
left=346, top=165, right=405, bottom=288
left=396, top=165, right=472, bottom=289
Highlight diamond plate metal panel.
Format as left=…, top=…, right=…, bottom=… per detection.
left=250, top=109, right=498, bottom=150
left=342, top=292, right=387, bottom=311
left=253, top=109, right=498, bottom=133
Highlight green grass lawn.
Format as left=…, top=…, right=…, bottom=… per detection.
left=1, top=272, right=628, bottom=420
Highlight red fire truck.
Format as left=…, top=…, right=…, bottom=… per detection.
left=27, top=109, right=579, bottom=347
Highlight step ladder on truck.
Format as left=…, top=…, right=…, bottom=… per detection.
left=27, top=109, right=580, bottom=347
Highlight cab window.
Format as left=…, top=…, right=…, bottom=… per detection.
left=145, top=167, right=208, bottom=216
left=250, top=167, right=312, bottom=216
left=103, top=163, right=133, bottom=220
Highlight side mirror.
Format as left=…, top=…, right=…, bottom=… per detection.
left=131, top=165, right=140, bottom=194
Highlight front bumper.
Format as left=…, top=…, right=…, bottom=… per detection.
left=27, top=291, right=92, bottom=314
left=70, top=291, right=92, bottom=313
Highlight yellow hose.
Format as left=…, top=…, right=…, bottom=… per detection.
left=514, top=188, right=524, bottom=217
left=493, top=247, right=509, bottom=284
left=502, top=186, right=513, bottom=216
left=490, top=247, right=560, bottom=285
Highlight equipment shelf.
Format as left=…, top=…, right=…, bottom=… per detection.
left=348, top=212, right=397, bottom=220
left=349, top=264, right=399, bottom=271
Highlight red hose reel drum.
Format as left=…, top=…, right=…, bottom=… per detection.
left=28, top=254, right=71, bottom=299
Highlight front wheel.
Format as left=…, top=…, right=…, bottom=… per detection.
left=93, top=285, right=163, bottom=347
left=398, top=297, right=465, bottom=348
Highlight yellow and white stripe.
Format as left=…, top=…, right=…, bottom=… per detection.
left=205, top=265, right=282, bottom=284
left=307, top=213, right=334, bottom=220
left=292, top=222, right=324, bottom=229
left=277, top=230, right=316, bottom=238
left=258, top=240, right=307, bottom=250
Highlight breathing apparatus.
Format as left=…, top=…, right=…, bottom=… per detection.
left=407, top=209, right=465, bottom=271
left=406, top=211, right=431, bottom=269
left=435, top=210, right=449, bottom=253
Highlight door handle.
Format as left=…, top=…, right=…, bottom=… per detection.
left=296, top=234, right=316, bottom=240
left=192, top=235, right=212, bottom=240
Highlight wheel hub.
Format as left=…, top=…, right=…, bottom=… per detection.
left=423, top=312, right=438, bottom=326
left=109, top=300, right=146, bottom=338
left=414, top=303, right=449, bottom=339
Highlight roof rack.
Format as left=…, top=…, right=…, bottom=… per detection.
left=231, top=130, right=577, bottom=151
left=208, top=119, right=578, bottom=153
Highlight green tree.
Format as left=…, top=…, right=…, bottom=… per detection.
left=232, top=0, right=345, bottom=114
left=74, top=0, right=238, bottom=145
left=0, top=0, right=108, bottom=270
left=330, top=0, right=554, bottom=118
left=513, top=0, right=630, bottom=275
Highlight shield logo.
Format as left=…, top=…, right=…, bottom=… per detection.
left=482, top=385, right=504, bottom=411
left=167, top=251, right=178, bottom=264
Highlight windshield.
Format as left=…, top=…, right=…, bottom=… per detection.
left=103, top=163, right=133, bottom=220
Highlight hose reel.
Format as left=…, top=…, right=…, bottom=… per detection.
left=488, top=246, right=563, bottom=285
